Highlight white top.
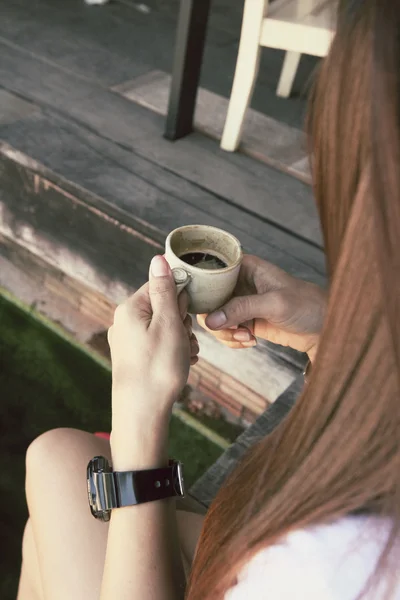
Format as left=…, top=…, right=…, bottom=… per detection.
left=225, top=516, right=399, bottom=600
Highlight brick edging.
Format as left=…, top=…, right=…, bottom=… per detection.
left=188, top=359, right=270, bottom=424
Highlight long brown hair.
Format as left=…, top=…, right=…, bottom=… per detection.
left=186, top=1, right=400, bottom=598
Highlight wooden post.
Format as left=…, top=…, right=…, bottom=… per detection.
left=164, top=0, right=212, bottom=141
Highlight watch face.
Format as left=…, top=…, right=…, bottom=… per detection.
left=87, top=456, right=112, bottom=522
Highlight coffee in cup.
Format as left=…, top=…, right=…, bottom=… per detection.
left=165, top=224, right=243, bottom=314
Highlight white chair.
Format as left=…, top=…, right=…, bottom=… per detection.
left=221, top=0, right=336, bottom=152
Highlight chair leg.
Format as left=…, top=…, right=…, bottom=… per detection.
left=276, top=50, right=302, bottom=98
left=221, top=0, right=267, bottom=152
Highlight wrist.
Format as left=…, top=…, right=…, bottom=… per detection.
left=111, top=383, right=177, bottom=415
left=111, top=391, right=171, bottom=471
left=111, top=427, right=169, bottom=471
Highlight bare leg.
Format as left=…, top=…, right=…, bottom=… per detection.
left=18, top=428, right=205, bottom=600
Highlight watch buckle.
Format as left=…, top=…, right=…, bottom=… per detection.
left=174, top=462, right=185, bottom=498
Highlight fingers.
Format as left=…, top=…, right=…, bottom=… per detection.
left=148, top=255, right=181, bottom=325
left=190, top=334, right=199, bottom=358
left=205, top=295, right=270, bottom=330
left=197, top=314, right=256, bottom=349
left=189, top=330, right=199, bottom=364
left=184, top=315, right=199, bottom=360
left=231, top=321, right=256, bottom=344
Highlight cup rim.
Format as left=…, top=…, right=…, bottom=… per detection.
left=165, top=225, right=243, bottom=274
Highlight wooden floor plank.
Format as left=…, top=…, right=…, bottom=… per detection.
left=0, top=0, right=316, bottom=131
left=0, top=0, right=154, bottom=86
left=0, top=110, right=325, bottom=285
left=113, top=70, right=311, bottom=184
left=0, top=40, right=322, bottom=247
left=0, top=147, right=158, bottom=297
left=0, top=89, right=40, bottom=126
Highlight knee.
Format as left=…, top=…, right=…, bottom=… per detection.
left=26, top=428, right=83, bottom=480
left=26, top=428, right=111, bottom=487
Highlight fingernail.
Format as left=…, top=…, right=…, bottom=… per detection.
left=206, top=310, right=227, bottom=329
left=151, top=255, right=170, bottom=278
left=233, top=329, right=253, bottom=342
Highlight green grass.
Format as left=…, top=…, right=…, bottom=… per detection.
left=0, top=294, right=222, bottom=600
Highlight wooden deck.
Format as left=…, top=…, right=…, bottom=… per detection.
left=0, top=0, right=326, bottom=423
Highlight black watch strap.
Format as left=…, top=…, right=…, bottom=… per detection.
left=114, top=462, right=184, bottom=506
left=87, top=457, right=185, bottom=520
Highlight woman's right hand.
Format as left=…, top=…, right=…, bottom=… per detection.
left=197, top=255, right=327, bottom=362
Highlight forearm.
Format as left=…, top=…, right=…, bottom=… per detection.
left=101, top=500, right=185, bottom=600
left=100, top=404, right=185, bottom=600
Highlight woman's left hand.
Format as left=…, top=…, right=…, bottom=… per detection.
left=108, top=255, right=199, bottom=453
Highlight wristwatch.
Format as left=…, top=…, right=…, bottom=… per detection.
left=87, top=456, right=185, bottom=522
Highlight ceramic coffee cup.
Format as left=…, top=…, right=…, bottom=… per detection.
left=165, top=225, right=243, bottom=314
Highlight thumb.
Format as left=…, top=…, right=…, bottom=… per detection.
left=205, top=294, right=272, bottom=330
left=149, top=255, right=181, bottom=322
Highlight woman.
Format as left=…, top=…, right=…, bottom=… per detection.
left=18, top=0, right=400, bottom=598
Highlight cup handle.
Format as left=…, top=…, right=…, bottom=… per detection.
left=172, top=267, right=191, bottom=295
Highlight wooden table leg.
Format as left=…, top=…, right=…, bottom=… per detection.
left=164, top=0, right=212, bottom=141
